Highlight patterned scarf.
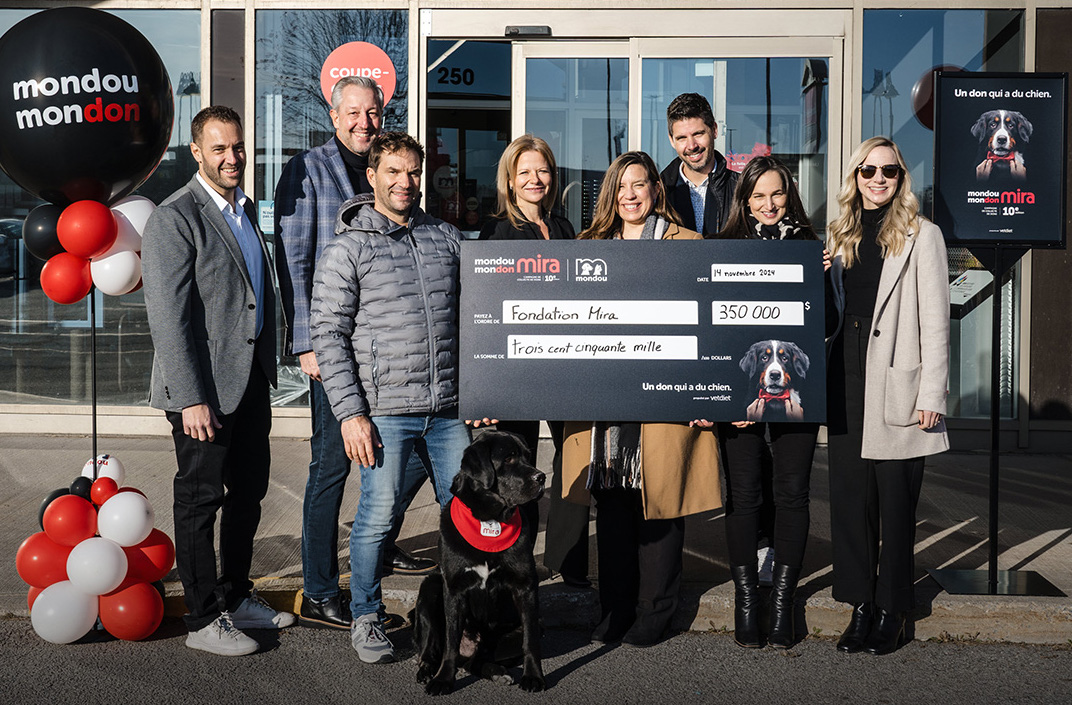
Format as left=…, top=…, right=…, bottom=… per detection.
left=588, top=422, right=643, bottom=490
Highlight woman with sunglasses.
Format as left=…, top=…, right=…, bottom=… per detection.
left=699, top=156, right=825, bottom=649
left=479, top=136, right=591, bottom=588
left=561, top=151, right=721, bottom=647
left=825, top=137, right=949, bottom=655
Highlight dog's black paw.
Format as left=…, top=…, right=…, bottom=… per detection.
left=416, top=662, right=434, bottom=685
left=425, top=678, right=455, bottom=696
left=518, top=673, right=546, bottom=692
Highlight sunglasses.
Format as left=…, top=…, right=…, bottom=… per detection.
left=857, top=164, right=902, bottom=179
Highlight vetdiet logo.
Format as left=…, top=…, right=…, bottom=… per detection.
left=11, top=67, right=141, bottom=130
left=575, top=258, right=608, bottom=282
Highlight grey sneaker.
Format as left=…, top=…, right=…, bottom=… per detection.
left=351, top=613, right=395, bottom=664
left=230, top=590, right=297, bottom=629
left=185, top=613, right=258, bottom=656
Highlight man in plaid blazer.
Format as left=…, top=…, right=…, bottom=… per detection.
left=274, top=76, right=434, bottom=632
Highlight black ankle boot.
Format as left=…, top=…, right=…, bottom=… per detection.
left=863, top=609, right=906, bottom=655
left=729, top=565, right=761, bottom=648
left=836, top=602, right=874, bottom=653
left=768, top=563, right=800, bottom=649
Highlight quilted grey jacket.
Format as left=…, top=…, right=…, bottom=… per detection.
left=310, top=198, right=461, bottom=422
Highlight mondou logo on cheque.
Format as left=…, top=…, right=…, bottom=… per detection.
left=11, top=68, right=141, bottom=130
left=575, top=258, right=608, bottom=282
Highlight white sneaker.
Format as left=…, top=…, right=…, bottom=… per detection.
left=351, top=613, right=395, bottom=664
left=757, top=545, right=776, bottom=587
left=185, top=613, right=258, bottom=656
left=230, top=590, right=297, bottom=629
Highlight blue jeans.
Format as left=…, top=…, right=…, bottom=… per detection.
left=349, top=409, right=469, bottom=619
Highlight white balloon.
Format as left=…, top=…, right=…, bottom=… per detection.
left=98, top=491, right=155, bottom=547
left=91, top=249, right=142, bottom=296
left=110, top=195, right=155, bottom=237
left=81, top=454, right=126, bottom=486
left=67, top=537, right=128, bottom=595
left=30, top=580, right=99, bottom=644
left=97, top=212, right=143, bottom=258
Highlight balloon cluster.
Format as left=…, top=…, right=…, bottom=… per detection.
left=0, top=7, right=173, bottom=305
left=27, top=197, right=155, bottom=303
left=15, top=455, right=175, bottom=644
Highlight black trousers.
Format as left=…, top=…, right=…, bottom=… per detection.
left=593, top=488, right=683, bottom=632
left=497, top=420, right=590, bottom=579
left=719, top=421, right=818, bottom=568
left=168, top=362, right=271, bottom=631
left=827, top=314, right=925, bottom=614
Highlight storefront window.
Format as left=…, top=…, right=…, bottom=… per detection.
left=862, top=9, right=1024, bottom=419
left=254, top=9, right=408, bottom=406
left=0, top=9, right=200, bottom=407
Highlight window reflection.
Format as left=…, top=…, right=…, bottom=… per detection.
left=0, top=9, right=200, bottom=406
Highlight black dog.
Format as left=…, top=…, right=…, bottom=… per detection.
left=972, top=109, right=1032, bottom=182
left=739, top=340, right=809, bottom=422
left=414, top=431, right=547, bottom=695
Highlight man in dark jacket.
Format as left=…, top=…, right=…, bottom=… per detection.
left=310, top=132, right=469, bottom=665
left=659, top=92, right=739, bottom=235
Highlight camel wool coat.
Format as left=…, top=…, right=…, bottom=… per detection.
left=558, top=222, right=721, bottom=521
left=828, top=217, right=950, bottom=460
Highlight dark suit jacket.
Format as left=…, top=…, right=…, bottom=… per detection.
left=142, top=175, right=277, bottom=415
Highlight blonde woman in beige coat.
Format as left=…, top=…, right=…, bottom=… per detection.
left=563, top=151, right=722, bottom=648
left=825, top=137, right=949, bottom=656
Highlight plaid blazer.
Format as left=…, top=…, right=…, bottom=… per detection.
left=274, top=138, right=356, bottom=356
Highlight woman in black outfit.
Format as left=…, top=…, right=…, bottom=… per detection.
left=698, top=156, right=827, bottom=648
left=479, top=135, right=588, bottom=587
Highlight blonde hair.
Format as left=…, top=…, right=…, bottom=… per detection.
left=827, top=137, right=922, bottom=268
left=494, top=135, right=559, bottom=228
left=578, top=151, right=680, bottom=239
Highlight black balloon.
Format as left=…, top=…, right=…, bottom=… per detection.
left=0, top=8, right=174, bottom=206
left=22, top=203, right=65, bottom=261
left=69, top=476, right=93, bottom=500
left=38, top=487, right=71, bottom=530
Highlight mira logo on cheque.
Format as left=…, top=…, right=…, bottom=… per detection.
left=473, top=255, right=561, bottom=274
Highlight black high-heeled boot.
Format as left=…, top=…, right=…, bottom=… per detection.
left=836, top=602, right=874, bottom=653
left=863, top=609, right=906, bottom=655
left=768, top=563, right=800, bottom=649
left=729, top=565, right=761, bottom=648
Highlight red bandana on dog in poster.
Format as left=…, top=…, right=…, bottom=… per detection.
left=757, top=388, right=792, bottom=401
left=449, top=497, right=521, bottom=552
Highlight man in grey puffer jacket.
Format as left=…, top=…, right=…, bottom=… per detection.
left=310, top=132, right=470, bottom=664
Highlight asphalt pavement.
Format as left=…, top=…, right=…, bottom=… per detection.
left=2, top=431, right=1071, bottom=654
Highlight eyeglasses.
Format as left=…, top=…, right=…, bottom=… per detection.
left=857, top=164, right=902, bottom=179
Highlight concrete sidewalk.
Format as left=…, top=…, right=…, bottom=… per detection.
left=2, top=432, right=1070, bottom=644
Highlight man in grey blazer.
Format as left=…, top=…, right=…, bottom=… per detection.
left=274, top=76, right=434, bottom=633
left=142, top=105, right=295, bottom=656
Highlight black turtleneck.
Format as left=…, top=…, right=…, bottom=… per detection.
left=842, top=203, right=889, bottom=317
left=334, top=135, right=372, bottom=195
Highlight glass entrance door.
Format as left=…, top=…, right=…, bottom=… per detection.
left=512, top=38, right=840, bottom=236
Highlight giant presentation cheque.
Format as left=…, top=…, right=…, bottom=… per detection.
left=460, top=240, right=826, bottom=423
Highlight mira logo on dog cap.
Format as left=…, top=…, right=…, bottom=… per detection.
left=479, top=520, right=502, bottom=537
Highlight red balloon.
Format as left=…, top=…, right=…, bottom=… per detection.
left=123, top=528, right=175, bottom=583
left=57, top=200, right=117, bottom=259
left=98, top=581, right=163, bottom=641
left=90, top=477, right=119, bottom=506
left=42, top=494, right=97, bottom=546
left=40, top=252, right=92, bottom=305
left=27, top=585, right=43, bottom=610
left=15, top=532, right=73, bottom=588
